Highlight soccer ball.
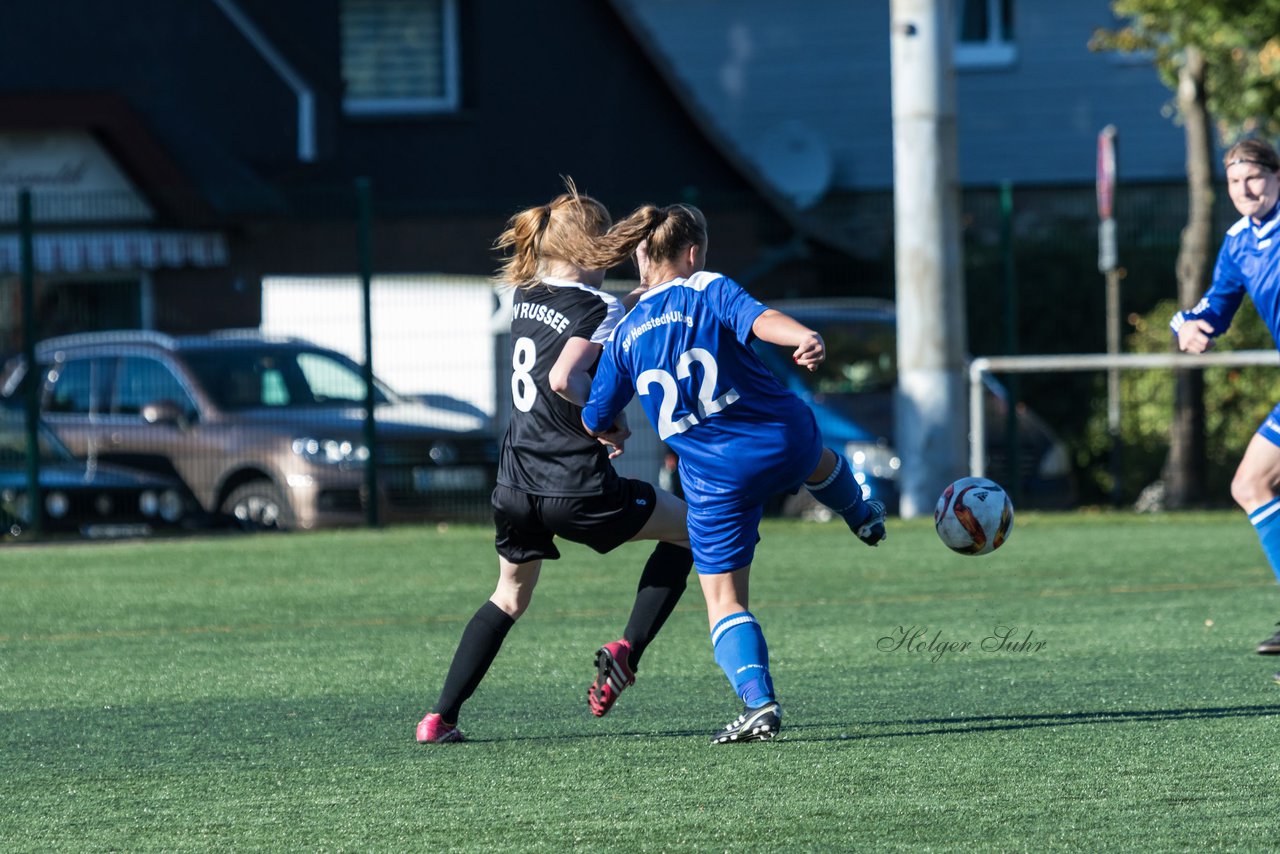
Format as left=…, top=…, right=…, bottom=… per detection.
left=934, top=477, right=1014, bottom=556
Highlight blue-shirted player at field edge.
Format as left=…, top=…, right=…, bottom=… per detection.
left=580, top=203, right=887, bottom=743
left=1171, top=137, right=1280, bottom=676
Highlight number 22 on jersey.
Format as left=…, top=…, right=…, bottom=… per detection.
left=638, top=347, right=739, bottom=440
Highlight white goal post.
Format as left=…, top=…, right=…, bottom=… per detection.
left=968, top=350, right=1280, bottom=477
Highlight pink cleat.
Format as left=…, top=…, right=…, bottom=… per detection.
left=416, top=712, right=464, bottom=744
left=588, top=639, right=635, bottom=717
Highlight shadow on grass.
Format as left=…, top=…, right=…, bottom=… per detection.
left=408, top=703, right=1280, bottom=744
left=7, top=699, right=1279, bottom=756
left=781, top=703, right=1280, bottom=742
left=0, top=695, right=715, bottom=760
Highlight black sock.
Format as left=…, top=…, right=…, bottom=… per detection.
left=623, top=543, right=694, bottom=670
left=431, top=600, right=515, bottom=723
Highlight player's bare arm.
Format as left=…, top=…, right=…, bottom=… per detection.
left=1176, top=318, right=1215, bottom=354
left=751, top=309, right=825, bottom=371
left=552, top=337, right=629, bottom=456
left=548, top=337, right=602, bottom=406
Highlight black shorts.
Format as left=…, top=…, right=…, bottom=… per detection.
left=492, top=479, right=658, bottom=564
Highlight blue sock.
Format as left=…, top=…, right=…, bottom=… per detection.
left=1249, top=498, right=1280, bottom=582
left=711, top=611, right=775, bottom=708
left=806, top=452, right=871, bottom=528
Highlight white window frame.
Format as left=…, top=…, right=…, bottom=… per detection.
left=342, top=0, right=461, bottom=116
left=954, top=0, right=1016, bottom=69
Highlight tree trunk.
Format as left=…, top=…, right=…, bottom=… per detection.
left=1166, top=45, right=1213, bottom=508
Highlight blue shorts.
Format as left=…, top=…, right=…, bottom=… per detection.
left=1259, top=403, right=1280, bottom=448
left=681, top=416, right=824, bottom=573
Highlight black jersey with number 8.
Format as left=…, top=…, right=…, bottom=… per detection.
left=496, top=278, right=625, bottom=497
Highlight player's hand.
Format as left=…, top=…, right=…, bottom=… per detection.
left=792, top=332, right=826, bottom=372
left=596, top=413, right=631, bottom=458
left=1176, top=318, right=1215, bottom=354
left=597, top=431, right=627, bottom=458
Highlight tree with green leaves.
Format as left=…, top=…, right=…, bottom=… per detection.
left=1091, top=0, right=1280, bottom=508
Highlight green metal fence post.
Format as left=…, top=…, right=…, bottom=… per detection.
left=356, top=177, right=380, bottom=528
left=1000, top=180, right=1022, bottom=507
left=19, top=188, right=41, bottom=538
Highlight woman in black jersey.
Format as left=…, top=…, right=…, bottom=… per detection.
left=417, top=182, right=693, bottom=743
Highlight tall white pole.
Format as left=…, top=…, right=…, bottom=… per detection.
left=890, top=0, right=968, bottom=518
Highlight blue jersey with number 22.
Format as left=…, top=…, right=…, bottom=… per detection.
left=583, top=271, right=823, bottom=511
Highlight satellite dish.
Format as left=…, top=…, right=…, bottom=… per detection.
left=752, top=120, right=834, bottom=209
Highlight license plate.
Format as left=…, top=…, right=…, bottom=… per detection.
left=83, top=523, right=153, bottom=539
left=412, top=466, right=487, bottom=493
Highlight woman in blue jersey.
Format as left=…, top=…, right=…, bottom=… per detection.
left=415, top=183, right=694, bottom=744
left=581, top=203, right=887, bottom=743
left=1172, top=138, right=1280, bottom=671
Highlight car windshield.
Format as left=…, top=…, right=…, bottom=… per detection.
left=0, top=411, right=71, bottom=464
left=775, top=318, right=897, bottom=397
left=181, top=348, right=394, bottom=411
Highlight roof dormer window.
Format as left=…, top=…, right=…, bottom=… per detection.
left=341, top=0, right=460, bottom=115
left=955, top=0, right=1016, bottom=69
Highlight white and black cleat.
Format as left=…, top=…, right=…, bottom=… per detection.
left=710, top=702, right=781, bottom=744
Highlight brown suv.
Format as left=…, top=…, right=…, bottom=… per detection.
left=3, top=330, right=497, bottom=530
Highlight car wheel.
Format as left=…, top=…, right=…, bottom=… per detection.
left=222, top=481, right=295, bottom=532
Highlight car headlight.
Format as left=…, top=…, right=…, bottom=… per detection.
left=158, top=489, right=185, bottom=523
left=139, top=490, right=159, bottom=517
left=45, top=491, right=69, bottom=519
left=429, top=441, right=459, bottom=465
left=844, top=441, right=901, bottom=481
left=3, top=488, right=29, bottom=522
left=292, top=437, right=370, bottom=465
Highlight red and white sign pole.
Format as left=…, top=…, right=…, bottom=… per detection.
left=1097, top=124, right=1118, bottom=270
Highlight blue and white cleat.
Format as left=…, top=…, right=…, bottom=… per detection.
left=854, top=499, right=887, bottom=546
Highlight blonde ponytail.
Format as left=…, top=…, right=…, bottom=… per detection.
left=494, top=177, right=611, bottom=288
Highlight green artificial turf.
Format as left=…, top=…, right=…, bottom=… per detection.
left=3, top=513, right=1280, bottom=851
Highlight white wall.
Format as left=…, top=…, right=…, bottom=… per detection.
left=261, top=274, right=667, bottom=483
left=261, top=274, right=500, bottom=414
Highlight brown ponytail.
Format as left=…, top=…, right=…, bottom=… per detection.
left=582, top=203, right=708, bottom=271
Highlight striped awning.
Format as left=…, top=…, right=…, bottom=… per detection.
left=0, top=230, right=228, bottom=274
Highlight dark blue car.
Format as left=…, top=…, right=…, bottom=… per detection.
left=752, top=299, right=1076, bottom=516
left=0, top=409, right=192, bottom=538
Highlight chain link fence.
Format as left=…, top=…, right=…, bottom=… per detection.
left=0, top=183, right=514, bottom=538
left=1, top=177, right=1240, bottom=538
